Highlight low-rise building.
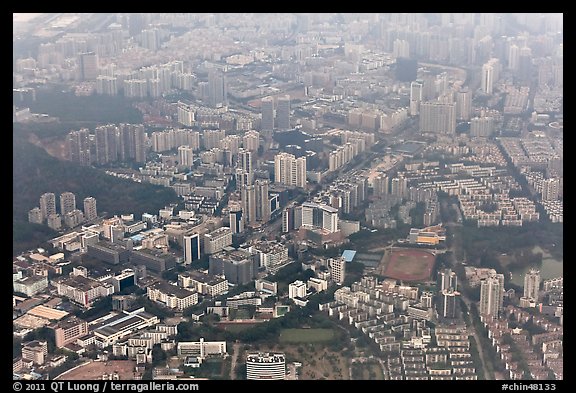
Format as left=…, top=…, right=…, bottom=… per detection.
left=13, top=275, right=48, bottom=297
left=178, top=271, right=228, bottom=297
left=203, top=227, right=233, bottom=255
left=92, top=308, right=159, bottom=348
left=54, top=275, right=114, bottom=308
left=177, top=338, right=227, bottom=358
left=21, top=340, right=48, bottom=365
left=52, top=316, right=89, bottom=348
left=147, top=281, right=198, bottom=311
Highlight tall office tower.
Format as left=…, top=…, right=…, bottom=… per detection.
left=523, top=269, right=540, bottom=301
left=79, top=52, right=99, bottom=81
left=95, top=124, right=119, bottom=165
left=67, top=128, right=92, bottom=166
left=274, top=152, right=306, bottom=188
left=241, top=184, right=257, bottom=225
left=202, top=129, right=225, bottom=150
left=229, top=208, right=244, bottom=234
left=208, top=69, right=227, bottom=107
left=328, top=257, right=346, bottom=284
left=183, top=233, right=200, bottom=264
left=261, top=96, right=275, bottom=131
left=178, top=145, right=194, bottom=169
left=455, top=88, right=472, bottom=121
left=508, top=44, right=520, bottom=71
left=541, top=178, right=560, bottom=201
left=393, top=39, right=410, bottom=58
left=419, top=101, right=456, bottom=134
left=60, top=192, right=76, bottom=216
left=83, top=197, right=98, bottom=221
left=276, top=95, right=291, bottom=130
left=437, top=268, right=458, bottom=292
left=439, top=289, right=458, bottom=318
left=242, top=130, right=260, bottom=152
left=479, top=274, right=504, bottom=320
left=255, top=179, right=271, bottom=223
left=470, top=116, right=494, bottom=137
left=409, top=80, right=423, bottom=115
left=39, top=192, right=56, bottom=221
left=373, top=175, right=389, bottom=197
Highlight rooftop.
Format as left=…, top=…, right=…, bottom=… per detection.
left=246, top=353, right=285, bottom=363
left=151, top=282, right=197, bottom=299
left=28, top=305, right=69, bottom=321
left=57, top=275, right=107, bottom=292
left=55, top=315, right=86, bottom=329
left=341, top=249, right=357, bottom=263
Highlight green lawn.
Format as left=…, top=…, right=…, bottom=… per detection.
left=279, top=328, right=335, bottom=343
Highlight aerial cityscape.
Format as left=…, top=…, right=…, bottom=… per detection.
left=13, top=13, right=562, bottom=382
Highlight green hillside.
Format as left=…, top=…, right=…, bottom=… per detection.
left=13, top=137, right=179, bottom=255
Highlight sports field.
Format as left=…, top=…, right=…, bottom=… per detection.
left=383, top=248, right=436, bottom=282
left=279, top=328, right=335, bottom=343
left=55, top=360, right=137, bottom=380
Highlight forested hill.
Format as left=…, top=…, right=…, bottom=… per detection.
left=13, top=137, right=179, bottom=254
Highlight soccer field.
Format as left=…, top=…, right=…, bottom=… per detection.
left=279, top=328, right=335, bottom=343
left=384, top=248, right=436, bottom=282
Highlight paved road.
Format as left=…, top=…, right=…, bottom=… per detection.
left=461, top=294, right=492, bottom=379
left=229, top=342, right=241, bottom=380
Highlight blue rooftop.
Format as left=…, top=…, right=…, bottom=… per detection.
left=341, top=250, right=357, bottom=263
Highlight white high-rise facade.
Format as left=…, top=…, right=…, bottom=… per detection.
left=246, top=353, right=286, bottom=380
left=178, top=145, right=194, bottom=169
left=479, top=273, right=504, bottom=320
left=274, top=152, right=306, bottom=188
left=481, top=58, right=500, bottom=95
left=419, top=101, right=456, bottom=134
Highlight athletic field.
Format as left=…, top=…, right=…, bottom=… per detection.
left=279, top=328, right=335, bottom=343
left=383, top=248, right=436, bottom=282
